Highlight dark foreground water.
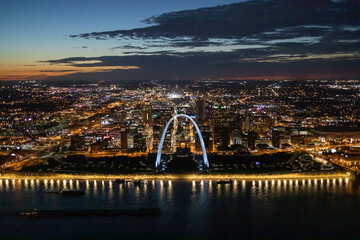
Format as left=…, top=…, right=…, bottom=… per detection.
left=0, top=178, right=359, bottom=240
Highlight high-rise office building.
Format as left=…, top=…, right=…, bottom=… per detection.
left=142, top=102, right=153, bottom=126
left=133, top=134, right=147, bottom=152
left=120, top=127, right=128, bottom=152
left=272, top=130, right=281, bottom=148
left=213, top=126, right=230, bottom=150
left=265, top=116, right=274, bottom=132
left=195, top=98, right=205, bottom=122
left=248, top=131, right=257, bottom=150
left=243, top=115, right=251, bottom=133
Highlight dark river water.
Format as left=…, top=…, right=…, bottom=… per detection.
left=0, top=178, right=359, bottom=240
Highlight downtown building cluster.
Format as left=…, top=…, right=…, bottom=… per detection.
left=1, top=79, right=360, bottom=170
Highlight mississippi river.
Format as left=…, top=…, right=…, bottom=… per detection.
left=0, top=178, right=359, bottom=239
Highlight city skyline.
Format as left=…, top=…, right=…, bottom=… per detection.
left=1, top=79, right=359, bottom=172
left=1, top=1, right=360, bottom=239
left=1, top=0, right=359, bottom=82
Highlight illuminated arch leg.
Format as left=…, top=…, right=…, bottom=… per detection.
left=155, top=114, right=209, bottom=169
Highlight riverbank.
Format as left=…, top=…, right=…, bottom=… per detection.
left=0, top=170, right=351, bottom=181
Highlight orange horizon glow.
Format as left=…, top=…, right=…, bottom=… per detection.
left=0, top=64, right=357, bottom=81
left=0, top=65, right=140, bottom=81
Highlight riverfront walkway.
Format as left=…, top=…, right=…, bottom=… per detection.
left=0, top=171, right=351, bottom=181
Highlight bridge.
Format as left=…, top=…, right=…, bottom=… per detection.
left=155, top=114, right=209, bottom=170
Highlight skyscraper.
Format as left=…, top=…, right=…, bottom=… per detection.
left=243, top=115, right=251, bottom=134
left=272, top=130, right=281, bottom=148
left=195, top=98, right=205, bottom=122
left=213, top=126, right=230, bottom=150
left=142, top=102, right=153, bottom=126
left=248, top=131, right=257, bottom=150
left=120, top=127, right=128, bottom=152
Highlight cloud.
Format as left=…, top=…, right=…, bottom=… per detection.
left=41, top=0, right=360, bottom=80
left=39, top=70, right=78, bottom=72
left=1, top=74, right=48, bottom=81
left=40, top=47, right=359, bottom=81
left=67, top=0, right=360, bottom=57
left=110, top=45, right=147, bottom=50
left=70, top=0, right=359, bottom=41
left=122, top=50, right=176, bottom=55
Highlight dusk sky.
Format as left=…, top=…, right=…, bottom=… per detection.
left=1, top=0, right=359, bottom=81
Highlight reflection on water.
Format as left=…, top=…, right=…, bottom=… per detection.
left=0, top=178, right=357, bottom=206
left=107, top=179, right=327, bottom=187
left=0, top=177, right=359, bottom=239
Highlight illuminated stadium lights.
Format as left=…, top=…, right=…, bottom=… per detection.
left=168, top=93, right=180, bottom=99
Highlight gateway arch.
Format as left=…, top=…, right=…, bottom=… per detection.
left=155, top=114, right=209, bottom=169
